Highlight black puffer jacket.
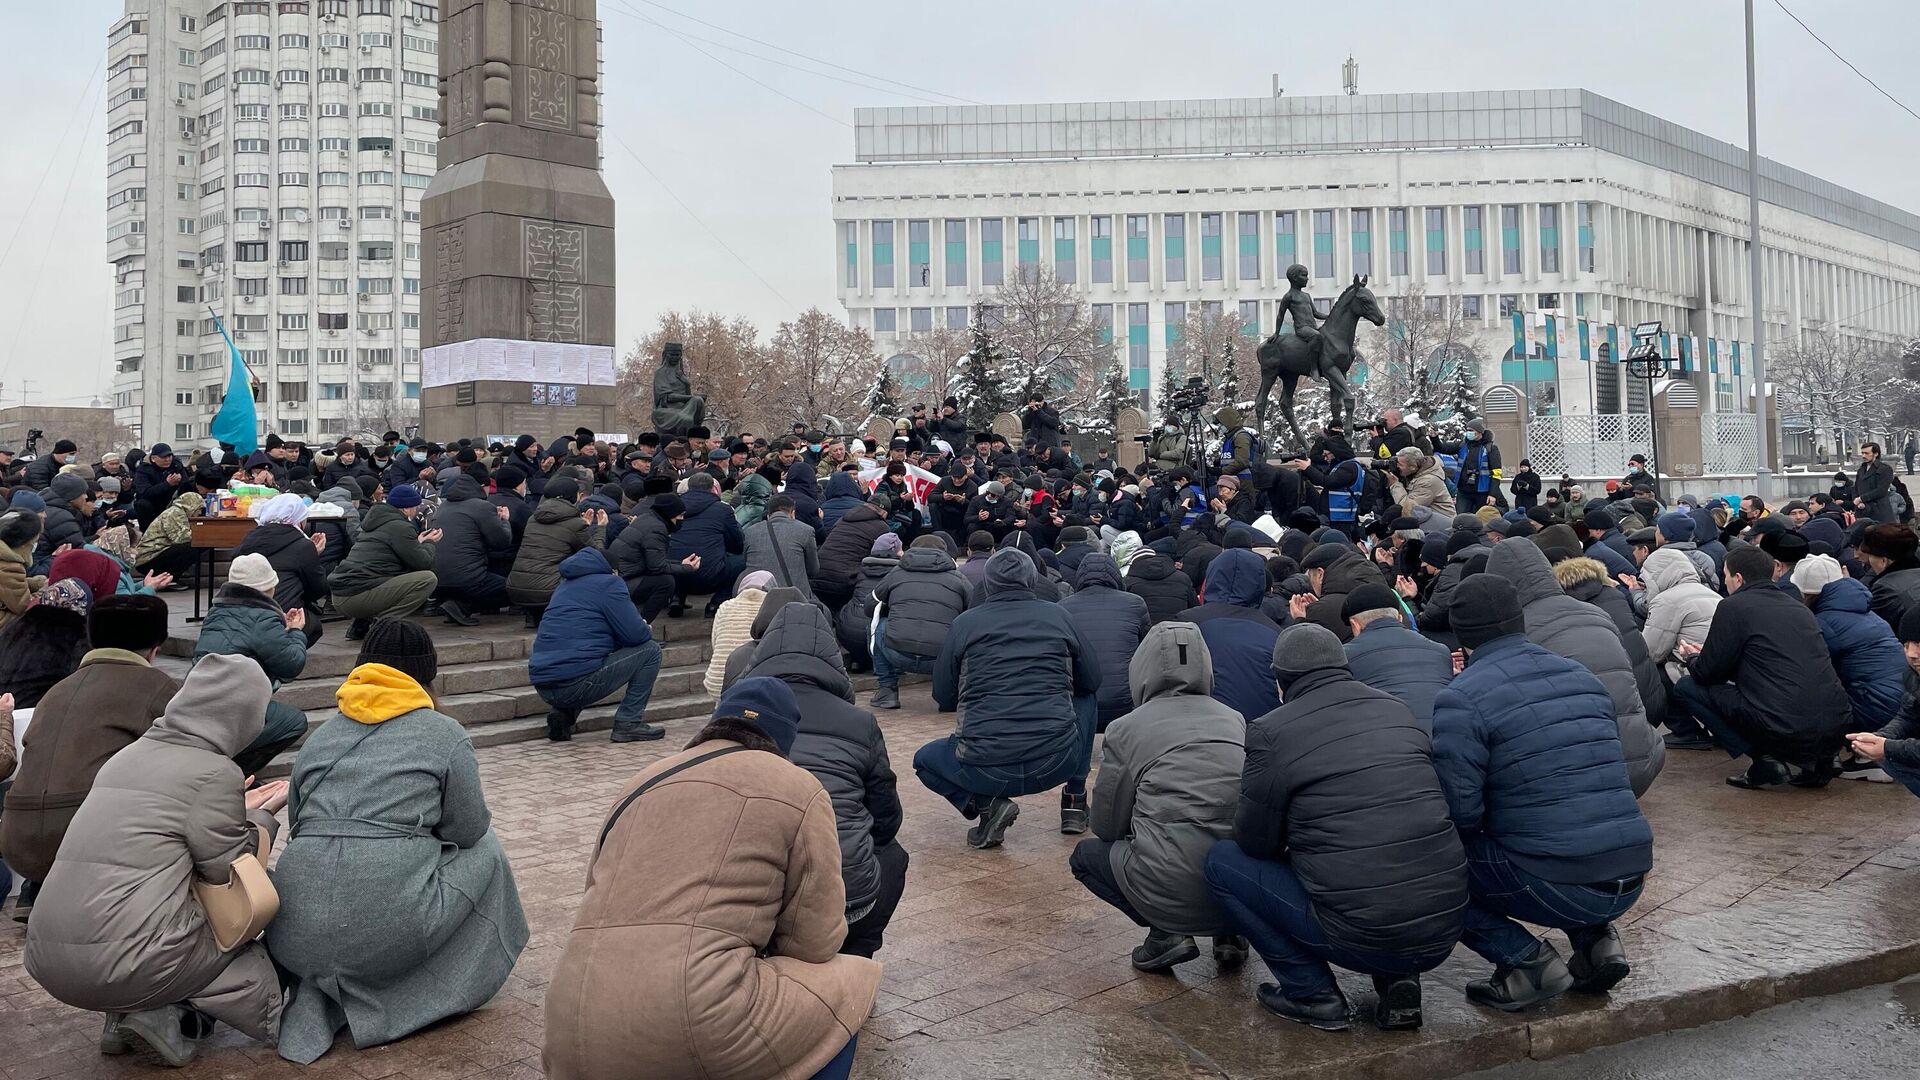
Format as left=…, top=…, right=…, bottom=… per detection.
left=835, top=554, right=897, bottom=665
left=874, top=546, right=971, bottom=659
left=1234, top=666, right=1468, bottom=956
left=1303, top=547, right=1386, bottom=642
left=231, top=521, right=329, bottom=612
left=1126, top=553, right=1198, bottom=626
left=507, top=497, right=601, bottom=607
left=1059, top=555, right=1151, bottom=723
left=1556, top=556, right=1668, bottom=724
left=745, top=604, right=901, bottom=915
left=610, top=504, right=690, bottom=583
left=815, top=503, right=890, bottom=594
left=429, top=474, right=513, bottom=592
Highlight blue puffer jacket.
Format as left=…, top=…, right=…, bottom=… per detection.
left=1431, top=634, right=1654, bottom=884
left=1176, top=549, right=1282, bottom=722
left=667, top=488, right=744, bottom=567
left=1058, top=554, right=1151, bottom=724
left=529, top=548, right=654, bottom=687
left=819, top=471, right=866, bottom=532
left=1343, top=617, right=1453, bottom=732
left=1811, top=577, right=1906, bottom=728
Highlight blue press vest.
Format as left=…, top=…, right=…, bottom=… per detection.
left=1327, top=462, right=1366, bottom=522
left=1217, top=429, right=1256, bottom=478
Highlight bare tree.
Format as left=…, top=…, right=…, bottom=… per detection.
left=619, top=309, right=768, bottom=435
left=985, top=269, right=1112, bottom=421
left=1167, top=307, right=1255, bottom=408
left=1771, top=330, right=1902, bottom=457
left=341, top=396, right=421, bottom=442
left=1355, top=287, right=1483, bottom=438
left=892, top=325, right=971, bottom=405
left=764, top=308, right=878, bottom=435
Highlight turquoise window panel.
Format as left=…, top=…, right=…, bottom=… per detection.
left=1578, top=224, right=1593, bottom=249
left=1127, top=324, right=1148, bottom=346
left=1352, top=232, right=1371, bottom=253
left=944, top=240, right=965, bottom=263
left=1540, top=227, right=1559, bottom=249
left=1391, top=230, right=1409, bottom=253
left=1097, top=323, right=1113, bottom=345
left=981, top=239, right=1002, bottom=263
left=1350, top=362, right=1367, bottom=387
left=1501, top=359, right=1559, bottom=383
left=1129, top=368, right=1149, bottom=391
left=908, top=241, right=930, bottom=264
left=872, top=243, right=893, bottom=266
left=1165, top=236, right=1186, bottom=258
left=1166, top=324, right=1183, bottom=347
left=1091, top=237, right=1112, bottom=261
left=1275, top=234, right=1296, bottom=258
left=1017, top=239, right=1039, bottom=265
left=1126, top=236, right=1148, bottom=260
left=1055, top=238, right=1075, bottom=263
left=1464, top=228, right=1483, bottom=251
left=1424, top=229, right=1443, bottom=254
left=1501, top=227, right=1520, bottom=251
left=1200, top=234, right=1222, bottom=258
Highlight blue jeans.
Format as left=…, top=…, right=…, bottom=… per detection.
left=872, top=618, right=936, bottom=690
left=535, top=641, right=664, bottom=729
left=807, top=1036, right=857, bottom=1080
left=1459, top=833, right=1643, bottom=967
left=1204, top=841, right=1451, bottom=998
left=1884, top=757, right=1920, bottom=798
left=913, top=695, right=1097, bottom=812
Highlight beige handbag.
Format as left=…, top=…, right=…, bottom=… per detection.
left=191, top=823, right=280, bottom=952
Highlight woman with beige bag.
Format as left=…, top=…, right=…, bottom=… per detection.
left=23, top=654, right=290, bottom=1067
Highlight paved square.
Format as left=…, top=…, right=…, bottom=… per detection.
left=3, top=682, right=1919, bottom=1080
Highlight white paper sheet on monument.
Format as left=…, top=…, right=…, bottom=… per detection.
left=422, top=338, right=615, bottom=388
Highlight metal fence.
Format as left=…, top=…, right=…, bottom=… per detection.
left=1524, top=414, right=1656, bottom=477
left=1702, top=413, right=1761, bottom=474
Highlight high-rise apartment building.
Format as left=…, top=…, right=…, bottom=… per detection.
left=107, top=0, right=440, bottom=447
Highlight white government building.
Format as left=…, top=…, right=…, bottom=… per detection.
left=106, top=0, right=443, bottom=447
left=831, top=89, right=1920, bottom=430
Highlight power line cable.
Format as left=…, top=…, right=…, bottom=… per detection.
left=600, top=4, right=954, bottom=107
left=607, top=134, right=800, bottom=312
left=613, top=6, right=849, bottom=128
left=1771, top=0, right=1920, bottom=123
left=3, top=69, right=108, bottom=381
left=0, top=53, right=105, bottom=278
left=625, top=0, right=981, bottom=106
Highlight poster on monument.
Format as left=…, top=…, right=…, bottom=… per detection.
left=422, top=338, right=617, bottom=388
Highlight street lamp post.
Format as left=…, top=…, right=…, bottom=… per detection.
left=1627, top=321, right=1675, bottom=488
left=1746, top=0, right=1772, bottom=500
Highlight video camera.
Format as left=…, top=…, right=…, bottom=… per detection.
left=1165, top=375, right=1209, bottom=414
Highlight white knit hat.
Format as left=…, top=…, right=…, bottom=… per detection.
left=1790, top=553, right=1844, bottom=597
left=227, top=553, right=279, bottom=595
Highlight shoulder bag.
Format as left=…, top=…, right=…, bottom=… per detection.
left=192, top=822, right=279, bottom=952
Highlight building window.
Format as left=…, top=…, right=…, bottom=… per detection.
left=1311, top=210, right=1334, bottom=278
left=1085, top=216, right=1111, bottom=285
left=909, top=307, right=933, bottom=333
left=1498, top=293, right=1518, bottom=318
left=1425, top=207, right=1447, bottom=276
left=1016, top=217, right=1039, bottom=276
left=280, top=277, right=308, bottom=295
left=1501, top=205, right=1521, bottom=274
left=1164, top=302, right=1186, bottom=348
left=907, top=219, right=930, bottom=288
left=279, top=241, right=308, bottom=262
left=1163, top=214, right=1185, bottom=282
left=872, top=308, right=896, bottom=333
left=1349, top=209, right=1371, bottom=278
left=1236, top=212, right=1260, bottom=280
left=871, top=220, right=893, bottom=288
left=1125, top=215, right=1148, bottom=283
left=280, top=314, right=307, bottom=331
left=1127, top=302, right=1149, bottom=389
left=1460, top=294, right=1482, bottom=319
left=1238, top=299, right=1261, bottom=338
left=318, top=312, right=348, bottom=329
left=1464, top=206, right=1485, bottom=274
left=235, top=241, right=268, bottom=262
left=1091, top=303, right=1113, bottom=347
left=942, top=220, right=966, bottom=287
left=945, top=306, right=967, bottom=330
left=320, top=383, right=348, bottom=400
left=1387, top=208, right=1408, bottom=276
left=980, top=218, right=1003, bottom=286
left=1053, top=218, right=1075, bottom=284
left=842, top=222, right=857, bottom=288
left=1539, top=204, right=1560, bottom=273
left=1577, top=202, right=1595, bottom=273
left=1274, top=211, right=1297, bottom=268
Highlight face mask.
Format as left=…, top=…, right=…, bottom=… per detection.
left=809, top=444, right=822, bottom=454
left=411, top=451, right=427, bottom=463
left=1164, top=426, right=1177, bottom=434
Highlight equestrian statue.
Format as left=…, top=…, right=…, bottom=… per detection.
left=1254, top=268, right=1386, bottom=454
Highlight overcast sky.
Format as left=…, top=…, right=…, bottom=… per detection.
left=1, top=0, right=1915, bottom=409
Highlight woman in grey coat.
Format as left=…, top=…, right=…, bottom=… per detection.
left=1070, top=621, right=1248, bottom=973
left=267, top=620, right=529, bottom=1064
left=23, top=654, right=291, bottom=1066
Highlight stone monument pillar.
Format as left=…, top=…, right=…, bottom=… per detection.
left=419, top=0, right=617, bottom=442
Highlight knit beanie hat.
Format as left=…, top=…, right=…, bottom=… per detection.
left=1899, top=604, right=1920, bottom=645
left=49, top=474, right=88, bottom=504
left=1452, top=576, right=1527, bottom=650
left=226, top=553, right=279, bottom=595
left=1582, top=509, right=1615, bottom=533
left=871, top=532, right=904, bottom=557
left=651, top=493, right=686, bottom=521
left=545, top=477, right=581, bottom=504
left=1341, top=583, right=1403, bottom=623
left=713, top=676, right=801, bottom=755
left=87, top=593, right=171, bottom=652
left=354, top=475, right=381, bottom=500
left=386, top=483, right=423, bottom=509
left=1790, top=553, right=1844, bottom=597
left=1656, top=511, right=1694, bottom=543
left=1270, top=622, right=1349, bottom=691
left=1759, top=530, right=1809, bottom=566
left=356, top=618, right=439, bottom=687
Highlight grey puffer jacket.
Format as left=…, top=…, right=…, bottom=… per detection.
left=24, top=655, right=281, bottom=1017
left=1090, top=622, right=1245, bottom=935
left=873, top=546, right=971, bottom=659
left=1059, top=555, right=1152, bottom=722
left=1486, top=541, right=1665, bottom=796
left=744, top=604, right=901, bottom=915
left=1555, top=556, right=1668, bottom=725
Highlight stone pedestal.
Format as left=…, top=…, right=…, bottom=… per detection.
left=421, top=0, right=614, bottom=441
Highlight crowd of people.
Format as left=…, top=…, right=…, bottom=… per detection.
left=2, top=399, right=1918, bottom=1076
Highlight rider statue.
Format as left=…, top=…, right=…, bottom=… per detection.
left=1276, top=263, right=1324, bottom=377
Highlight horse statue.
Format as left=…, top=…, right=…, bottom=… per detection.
left=1254, top=275, right=1386, bottom=454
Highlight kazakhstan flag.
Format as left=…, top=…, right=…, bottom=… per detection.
left=207, top=306, right=259, bottom=455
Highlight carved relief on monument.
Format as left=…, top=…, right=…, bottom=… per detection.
left=524, top=221, right=586, bottom=342
left=434, top=280, right=467, bottom=341
left=519, top=0, right=575, bottom=132
left=434, top=222, right=467, bottom=284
